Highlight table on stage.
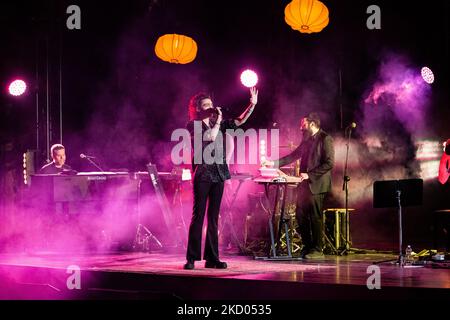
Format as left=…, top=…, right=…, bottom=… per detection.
left=253, top=175, right=303, bottom=260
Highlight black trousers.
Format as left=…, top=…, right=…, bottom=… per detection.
left=296, top=183, right=326, bottom=252
left=186, top=181, right=224, bottom=262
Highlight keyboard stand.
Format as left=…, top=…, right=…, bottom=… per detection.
left=254, top=179, right=303, bottom=261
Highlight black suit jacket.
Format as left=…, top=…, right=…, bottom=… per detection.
left=275, top=129, right=334, bottom=194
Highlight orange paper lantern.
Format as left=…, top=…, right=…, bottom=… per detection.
left=154, top=34, right=197, bottom=64
left=284, top=0, right=329, bottom=34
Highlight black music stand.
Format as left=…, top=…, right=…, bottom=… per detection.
left=373, top=178, right=423, bottom=266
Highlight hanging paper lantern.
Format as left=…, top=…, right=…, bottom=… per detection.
left=284, top=0, right=329, bottom=34
left=154, top=34, right=198, bottom=64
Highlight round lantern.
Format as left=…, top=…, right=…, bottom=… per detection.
left=284, top=0, right=329, bottom=34
left=154, top=34, right=197, bottom=64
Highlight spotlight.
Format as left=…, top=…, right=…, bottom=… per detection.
left=23, top=150, right=37, bottom=185
left=421, top=67, right=434, bottom=84
left=8, top=79, right=27, bottom=96
left=240, top=69, right=258, bottom=88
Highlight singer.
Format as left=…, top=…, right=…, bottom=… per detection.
left=39, top=144, right=73, bottom=174
left=263, top=113, right=335, bottom=259
left=183, top=87, right=258, bottom=270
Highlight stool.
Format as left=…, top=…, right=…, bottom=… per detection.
left=323, top=208, right=355, bottom=255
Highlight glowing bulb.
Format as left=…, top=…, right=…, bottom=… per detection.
left=421, top=67, right=434, bottom=84
left=240, top=69, right=258, bottom=88
left=8, top=80, right=27, bottom=96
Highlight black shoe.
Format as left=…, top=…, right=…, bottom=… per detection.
left=304, top=250, right=325, bottom=259
left=205, top=260, right=227, bottom=269
left=183, top=260, right=195, bottom=270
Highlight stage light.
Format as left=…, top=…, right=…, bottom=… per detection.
left=421, top=67, right=434, bottom=84
left=23, top=150, right=37, bottom=185
left=240, top=69, right=258, bottom=88
left=415, top=140, right=441, bottom=181
left=260, top=139, right=266, bottom=163
left=8, top=79, right=27, bottom=96
left=416, top=140, right=441, bottom=160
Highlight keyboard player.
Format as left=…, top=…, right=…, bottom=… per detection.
left=39, top=144, right=73, bottom=174
left=263, top=113, right=335, bottom=259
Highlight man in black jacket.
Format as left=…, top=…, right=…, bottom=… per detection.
left=264, top=113, right=334, bottom=259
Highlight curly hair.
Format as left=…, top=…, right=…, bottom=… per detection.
left=188, top=92, right=211, bottom=121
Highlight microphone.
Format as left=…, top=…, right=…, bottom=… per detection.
left=211, top=107, right=229, bottom=114
left=346, top=122, right=357, bottom=130
left=197, top=107, right=223, bottom=119
left=209, top=108, right=220, bottom=115
left=80, top=153, right=96, bottom=159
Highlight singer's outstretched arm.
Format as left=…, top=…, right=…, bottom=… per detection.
left=234, top=87, right=258, bottom=126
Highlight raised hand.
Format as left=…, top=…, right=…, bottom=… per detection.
left=250, top=87, right=258, bottom=105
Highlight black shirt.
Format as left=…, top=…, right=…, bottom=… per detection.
left=39, top=162, right=72, bottom=174
left=187, top=119, right=238, bottom=183
left=276, top=131, right=319, bottom=170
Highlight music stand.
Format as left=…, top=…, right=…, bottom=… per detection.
left=373, top=178, right=423, bottom=266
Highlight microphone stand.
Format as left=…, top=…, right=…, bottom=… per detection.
left=341, top=126, right=353, bottom=255
left=85, top=157, right=105, bottom=172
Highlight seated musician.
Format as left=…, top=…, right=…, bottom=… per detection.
left=263, top=113, right=335, bottom=259
left=39, top=144, right=73, bottom=174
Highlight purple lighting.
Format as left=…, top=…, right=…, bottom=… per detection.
left=362, top=54, right=433, bottom=139
left=240, top=69, right=258, bottom=88
left=8, top=79, right=27, bottom=96
left=421, top=67, right=434, bottom=84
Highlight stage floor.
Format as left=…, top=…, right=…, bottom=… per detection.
left=0, top=250, right=449, bottom=300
